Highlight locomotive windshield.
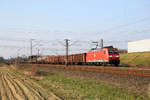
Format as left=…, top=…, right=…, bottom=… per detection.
left=108, top=50, right=118, bottom=54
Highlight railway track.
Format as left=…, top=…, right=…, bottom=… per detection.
left=0, top=66, right=61, bottom=100
left=23, top=64, right=150, bottom=77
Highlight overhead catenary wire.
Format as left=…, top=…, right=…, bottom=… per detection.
left=102, top=17, right=150, bottom=33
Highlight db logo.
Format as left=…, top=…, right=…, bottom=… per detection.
left=94, top=54, right=96, bottom=57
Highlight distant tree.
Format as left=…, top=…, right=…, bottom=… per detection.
left=0, top=56, right=5, bottom=63
left=119, top=49, right=128, bottom=54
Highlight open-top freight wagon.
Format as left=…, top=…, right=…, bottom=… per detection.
left=37, top=46, right=120, bottom=66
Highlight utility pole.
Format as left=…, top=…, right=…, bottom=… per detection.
left=37, top=49, right=40, bottom=57
left=30, top=39, right=43, bottom=64
left=100, top=39, right=103, bottom=49
left=17, top=49, right=20, bottom=65
left=36, top=48, right=40, bottom=64
left=65, top=39, right=69, bottom=66
left=30, top=39, right=33, bottom=63
left=30, top=39, right=33, bottom=57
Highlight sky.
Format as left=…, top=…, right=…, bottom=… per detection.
left=0, top=0, right=150, bottom=58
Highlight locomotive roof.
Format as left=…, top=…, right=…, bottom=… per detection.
left=103, top=46, right=114, bottom=48
left=89, top=47, right=117, bottom=52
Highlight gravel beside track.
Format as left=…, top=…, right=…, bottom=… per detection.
left=26, top=64, right=150, bottom=77
left=0, top=66, right=61, bottom=100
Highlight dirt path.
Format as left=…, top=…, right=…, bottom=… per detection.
left=0, top=66, right=61, bottom=100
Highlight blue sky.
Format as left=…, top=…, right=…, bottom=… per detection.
left=0, top=0, right=150, bottom=58
left=0, top=0, right=150, bottom=40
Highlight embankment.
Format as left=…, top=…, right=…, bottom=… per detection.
left=120, top=52, right=150, bottom=67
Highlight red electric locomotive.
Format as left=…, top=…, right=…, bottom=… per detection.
left=86, top=46, right=120, bottom=66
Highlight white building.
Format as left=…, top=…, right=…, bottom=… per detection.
left=128, top=39, right=150, bottom=53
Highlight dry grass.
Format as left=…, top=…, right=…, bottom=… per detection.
left=120, top=52, right=150, bottom=67
left=0, top=66, right=61, bottom=100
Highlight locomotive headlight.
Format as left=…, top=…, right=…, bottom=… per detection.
left=116, top=55, right=119, bottom=57
left=109, top=55, right=112, bottom=57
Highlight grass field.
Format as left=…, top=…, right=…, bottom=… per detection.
left=120, top=52, right=150, bottom=67
left=33, top=70, right=149, bottom=100
left=25, top=68, right=149, bottom=100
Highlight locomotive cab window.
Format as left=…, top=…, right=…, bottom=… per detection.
left=108, top=50, right=118, bottom=54
left=108, top=50, right=113, bottom=54
left=113, top=51, right=118, bottom=54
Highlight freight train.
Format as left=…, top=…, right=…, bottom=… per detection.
left=36, top=46, right=120, bottom=66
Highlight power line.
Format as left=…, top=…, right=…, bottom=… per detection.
left=102, top=17, right=150, bottom=33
